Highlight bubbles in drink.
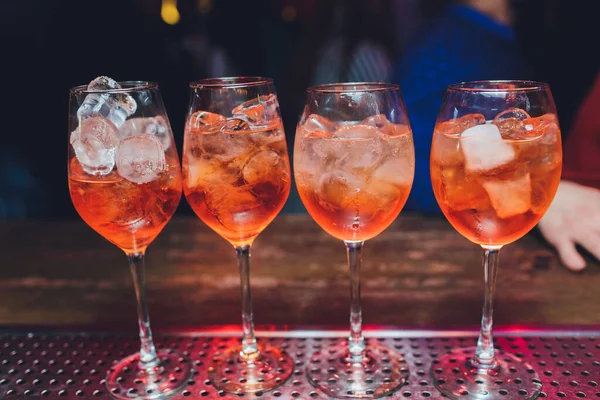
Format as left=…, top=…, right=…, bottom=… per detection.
left=116, top=134, right=166, bottom=184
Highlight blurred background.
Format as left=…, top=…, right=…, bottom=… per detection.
left=1, top=0, right=598, bottom=220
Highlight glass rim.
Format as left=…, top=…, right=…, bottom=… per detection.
left=189, top=76, right=273, bottom=89
left=447, top=80, right=550, bottom=92
left=69, top=81, right=158, bottom=95
left=307, top=82, right=399, bottom=93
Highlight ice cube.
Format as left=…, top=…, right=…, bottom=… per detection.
left=460, top=124, right=515, bottom=172
left=120, top=116, right=171, bottom=149
left=371, top=159, right=413, bottom=188
left=436, top=114, right=486, bottom=136
left=523, top=113, right=560, bottom=143
left=232, top=94, right=279, bottom=129
left=360, top=114, right=409, bottom=139
left=438, top=167, right=490, bottom=211
left=315, top=170, right=363, bottom=211
left=77, top=76, right=137, bottom=128
left=364, top=159, right=414, bottom=208
left=188, top=111, right=227, bottom=133
left=530, top=181, right=549, bottom=215
left=304, top=129, right=333, bottom=140
left=222, top=118, right=250, bottom=133
left=116, top=134, right=166, bottom=184
left=482, top=173, right=531, bottom=219
left=302, top=114, right=337, bottom=138
left=361, top=114, right=390, bottom=129
left=204, top=184, right=264, bottom=230
left=242, top=150, right=289, bottom=199
left=311, top=125, right=383, bottom=168
left=431, top=131, right=465, bottom=167
left=494, top=107, right=530, bottom=122
left=88, top=76, right=120, bottom=91
left=250, top=125, right=287, bottom=152
left=493, top=108, right=531, bottom=139
left=69, top=156, right=123, bottom=183
left=336, top=125, right=383, bottom=170
left=71, top=116, right=120, bottom=176
left=190, top=130, right=251, bottom=162
left=333, top=124, right=379, bottom=140
left=184, top=157, right=238, bottom=190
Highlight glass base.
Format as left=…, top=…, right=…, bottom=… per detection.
left=431, top=347, right=542, bottom=399
left=208, top=344, right=293, bottom=394
left=306, top=341, right=409, bottom=398
left=106, top=349, right=193, bottom=399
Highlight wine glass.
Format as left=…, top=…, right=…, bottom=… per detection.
left=182, top=77, right=293, bottom=394
left=294, top=83, right=415, bottom=398
left=429, top=80, right=562, bottom=399
left=68, top=79, right=192, bottom=399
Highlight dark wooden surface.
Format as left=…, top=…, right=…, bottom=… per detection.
left=0, top=214, right=598, bottom=331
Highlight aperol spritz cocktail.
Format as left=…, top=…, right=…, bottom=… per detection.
left=294, top=83, right=415, bottom=399
left=68, top=78, right=191, bottom=400
left=182, top=77, right=292, bottom=395
left=429, top=81, right=562, bottom=400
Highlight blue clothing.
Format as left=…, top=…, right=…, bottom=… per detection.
left=391, top=6, right=531, bottom=213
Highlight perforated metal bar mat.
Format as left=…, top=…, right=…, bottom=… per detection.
left=0, top=331, right=598, bottom=398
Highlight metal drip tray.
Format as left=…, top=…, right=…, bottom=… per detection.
left=0, top=330, right=598, bottom=398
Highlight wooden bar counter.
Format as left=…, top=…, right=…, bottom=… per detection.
left=0, top=214, right=598, bottom=331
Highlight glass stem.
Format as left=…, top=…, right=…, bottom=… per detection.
left=345, top=241, right=366, bottom=359
left=127, top=252, right=159, bottom=371
left=473, top=246, right=501, bottom=368
left=236, top=245, right=259, bottom=359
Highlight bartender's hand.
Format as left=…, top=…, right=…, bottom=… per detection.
left=538, top=180, right=600, bottom=271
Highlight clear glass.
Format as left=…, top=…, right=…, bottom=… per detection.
left=294, top=83, right=415, bottom=398
left=182, top=77, right=293, bottom=394
left=430, top=80, right=562, bottom=399
left=68, top=81, right=192, bottom=399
